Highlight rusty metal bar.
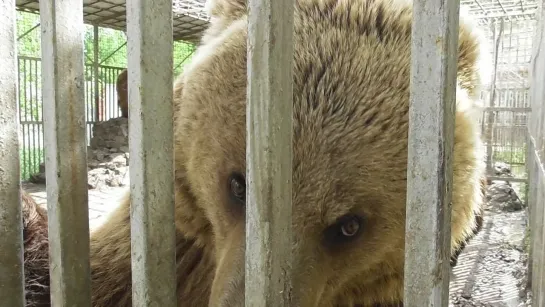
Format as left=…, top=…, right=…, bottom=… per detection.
left=403, top=0, right=460, bottom=305
left=245, top=0, right=295, bottom=306
left=126, top=0, right=176, bottom=305
left=39, top=0, right=91, bottom=305
left=0, top=0, right=25, bottom=305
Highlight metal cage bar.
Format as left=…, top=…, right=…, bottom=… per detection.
left=126, top=0, right=177, bottom=306
left=528, top=0, right=545, bottom=304
left=245, top=0, right=295, bottom=306
left=403, top=0, right=460, bottom=305
left=39, top=0, right=92, bottom=305
left=0, top=0, right=25, bottom=305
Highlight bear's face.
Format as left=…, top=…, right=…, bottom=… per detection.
left=173, top=0, right=478, bottom=306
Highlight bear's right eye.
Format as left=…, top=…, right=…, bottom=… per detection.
left=322, top=214, right=364, bottom=248
left=228, top=172, right=246, bottom=204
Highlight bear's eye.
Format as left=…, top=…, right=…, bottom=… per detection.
left=228, top=172, right=246, bottom=202
left=323, top=214, right=363, bottom=247
left=340, top=218, right=360, bottom=237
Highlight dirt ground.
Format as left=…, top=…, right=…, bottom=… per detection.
left=450, top=180, right=531, bottom=307
left=23, top=176, right=532, bottom=306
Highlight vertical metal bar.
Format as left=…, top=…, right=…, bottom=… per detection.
left=39, top=0, right=91, bottom=306
left=529, top=0, right=545, bottom=302
left=36, top=59, right=43, bottom=166
left=28, top=59, right=34, bottom=174
left=510, top=109, right=514, bottom=164
left=110, top=69, right=115, bottom=118
left=18, top=57, right=24, bottom=177
left=94, top=25, right=99, bottom=123
left=0, top=0, right=25, bottom=305
left=245, top=0, right=294, bottom=306
left=526, top=131, right=534, bottom=287
left=109, top=68, right=113, bottom=119
left=29, top=61, right=39, bottom=175
left=31, top=59, right=36, bottom=175
left=34, top=59, right=38, bottom=174
left=403, top=0, right=459, bottom=305
left=486, top=21, right=504, bottom=175
left=126, top=0, right=176, bottom=306
left=22, top=59, right=28, bottom=178
left=532, top=168, right=545, bottom=307
left=116, top=69, right=120, bottom=118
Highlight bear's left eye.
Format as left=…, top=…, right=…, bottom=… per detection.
left=228, top=172, right=246, bottom=203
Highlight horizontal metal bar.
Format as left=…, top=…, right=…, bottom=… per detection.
left=487, top=176, right=528, bottom=183
left=484, top=107, right=532, bottom=112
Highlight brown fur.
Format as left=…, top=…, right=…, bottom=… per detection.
left=116, top=69, right=128, bottom=118
left=21, top=190, right=50, bottom=307
left=22, top=0, right=489, bottom=306
left=450, top=176, right=487, bottom=267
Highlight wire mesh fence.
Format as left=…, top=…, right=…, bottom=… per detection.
left=16, top=10, right=196, bottom=180
left=477, top=17, right=536, bottom=199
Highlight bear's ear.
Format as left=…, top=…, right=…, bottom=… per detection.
left=205, top=0, right=246, bottom=21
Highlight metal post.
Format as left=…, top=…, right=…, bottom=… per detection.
left=245, top=0, right=295, bottom=306
left=39, top=0, right=91, bottom=305
left=0, top=0, right=25, bottom=305
left=404, top=0, right=460, bottom=305
left=93, top=25, right=100, bottom=122
left=126, top=0, right=176, bottom=305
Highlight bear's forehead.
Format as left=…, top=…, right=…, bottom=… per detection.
left=186, top=17, right=411, bottom=145
left=179, top=5, right=412, bottom=224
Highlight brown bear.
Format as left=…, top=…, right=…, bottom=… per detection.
left=116, top=69, right=128, bottom=118
left=21, top=0, right=491, bottom=306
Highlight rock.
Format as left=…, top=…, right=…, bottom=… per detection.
left=28, top=117, right=131, bottom=189
left=487, top=182, right=524, bottom=212
left=29, top=172, right=46, bottom=184
left=494, top=161, right=512, bottom=176
left=110, top=153, right=127, bottom=167
left=95, top=151, right=105, bottom=161
left=89, top=117, right=128, bottom=149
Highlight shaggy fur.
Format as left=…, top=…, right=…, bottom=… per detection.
left=21, top=0, right=491, bottom=306
left=116, top=69, right=128, bottom=118
left=21, top=190, right=50, bottom=307
left=450, top=177, right=487, bottom=267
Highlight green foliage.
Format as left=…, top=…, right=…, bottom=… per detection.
left=16, top=11, right=41, bottom=57
left=493, top=144, right=527, bottom=165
